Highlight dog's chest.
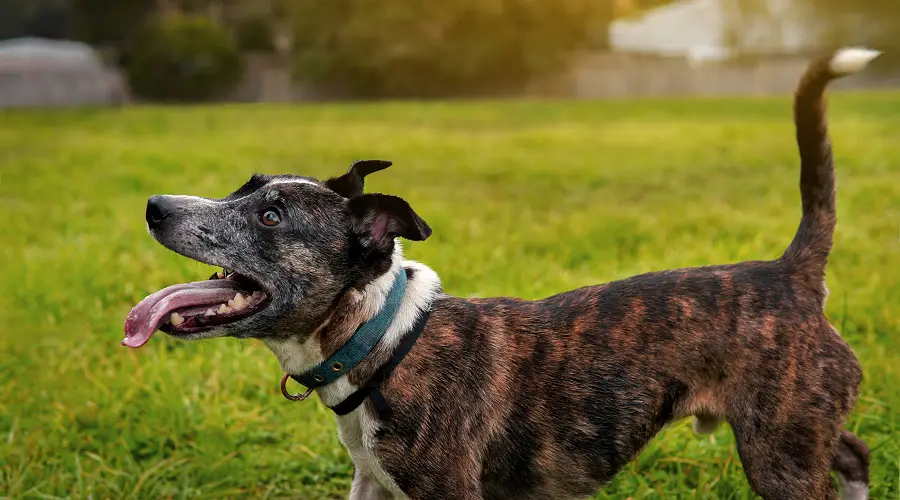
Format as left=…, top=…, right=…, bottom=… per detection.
left=336, top=408, right=405, bottom=498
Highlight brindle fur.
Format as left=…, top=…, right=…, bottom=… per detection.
left=140, top=51, right=875, bottom=499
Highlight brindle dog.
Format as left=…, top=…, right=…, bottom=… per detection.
left=124, top=48, right=878, bottom=499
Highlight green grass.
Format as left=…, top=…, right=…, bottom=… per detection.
left=1, top=94, right=898, bottom=499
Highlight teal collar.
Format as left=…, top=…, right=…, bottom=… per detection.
left=290, top=270, right=407, bottom=390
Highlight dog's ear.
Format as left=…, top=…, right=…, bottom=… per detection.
left=349, top=193, right=431, bottom=249
left=325, top=160, right=392, bottom=198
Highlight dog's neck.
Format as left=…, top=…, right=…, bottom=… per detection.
left=263, top=243, right=442, bottom=408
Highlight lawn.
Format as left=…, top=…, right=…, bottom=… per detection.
left=0, top=94, right=897, bottom=499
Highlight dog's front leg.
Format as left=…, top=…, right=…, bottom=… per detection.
left=349, top=469, right=394, bottom=500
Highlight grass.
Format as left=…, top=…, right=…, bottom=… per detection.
left=0, top=93, right=898, bottom=499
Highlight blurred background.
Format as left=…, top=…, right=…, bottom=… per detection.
left=1, top=1, right=898, bottom=499
left=3, top=0, right=900, bottom=107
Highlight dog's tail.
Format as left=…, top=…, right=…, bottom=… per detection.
left=781, top=48, right=879, bottom=284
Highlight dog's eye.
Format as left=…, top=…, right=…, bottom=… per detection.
left=260, top=209, right=281, bottom=227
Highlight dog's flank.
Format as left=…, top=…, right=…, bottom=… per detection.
left=128, top=48, right=878, bottom=500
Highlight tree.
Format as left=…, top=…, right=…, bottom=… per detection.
left=796, top=1, right=900, bottom=51
left=124, top=14, right=243, bottom=100
left=0, top=0, right=72, bottom=40
left=289, top=0, right=615, bottom=98
left=71, top=0, right=156, bottom=45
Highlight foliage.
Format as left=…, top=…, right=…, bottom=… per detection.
left=289, top=0, right=614, bottom=98
left=0, top=0, right=72, bottom=40
left=124, top=15, right=244, bottom=101
left=68, top=0, right=269, bottom=46
left=1, top=96, right=898, bottom=498
left=234, top=15, right=275, bottom=52
left=71, top=0, right=156, bottom=45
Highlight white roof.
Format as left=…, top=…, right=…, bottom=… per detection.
left=612, top=0, right=729, bottom=61
left=0, top=37, right=103, bottom=68
left=610, top=0, right=813, bottom=61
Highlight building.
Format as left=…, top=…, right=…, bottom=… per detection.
left=609, top=0, right=815, bottom=63
left=0, top=37, right=126, bottom=108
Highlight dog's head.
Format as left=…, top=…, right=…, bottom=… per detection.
left=123, top=160, right=431, bottom=348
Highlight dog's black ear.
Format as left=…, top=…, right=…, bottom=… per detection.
left=349, top=193, right=431, bottom=249
left=325, top=160, right=392, bottom=198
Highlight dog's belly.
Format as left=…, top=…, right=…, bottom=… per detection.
left=337, top=408, right=407, bottom=499
left=482, top=473, right=603, bottom=500
left=479, top=399, right=655, bottom=500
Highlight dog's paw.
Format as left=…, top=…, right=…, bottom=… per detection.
left=692, top=416, right=721, bottom=434
left=837, top=474, right=870, bottom=500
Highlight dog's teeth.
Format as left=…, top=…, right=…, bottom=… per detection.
left=170, top=312, right=185, bottom=326
left=215, top=271, right=225, bottom=279
left=232, top=293, right=248, bottom=310
left=204, top=308, right=216, bottom=316
left=218, top=304, right=231, bottom=314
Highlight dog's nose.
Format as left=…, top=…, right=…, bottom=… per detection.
left=146, top=195, right=176, bottom=228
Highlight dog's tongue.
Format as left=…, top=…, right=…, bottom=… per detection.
left=123, top=280, right=243, bottom=348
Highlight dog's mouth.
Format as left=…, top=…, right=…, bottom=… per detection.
left=122, top=269, right=270, bottom=348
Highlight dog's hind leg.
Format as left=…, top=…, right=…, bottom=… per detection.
left=832, top=430, right=870, bottom=500
left=730, top=413, right=842, bottom=500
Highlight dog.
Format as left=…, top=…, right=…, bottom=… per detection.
left=123, top=48, right=878, bottom=499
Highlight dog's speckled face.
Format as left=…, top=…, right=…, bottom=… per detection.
left=122, top=161, right=431, bottom=349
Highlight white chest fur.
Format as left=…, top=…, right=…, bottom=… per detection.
left=337, top=407, right=407, bottom=498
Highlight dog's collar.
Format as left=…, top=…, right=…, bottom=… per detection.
left=328, top=306, right=430, bottom=418
left=288, top=270, right=407, bottom=390
left=280, top=268, right=431, bottom=418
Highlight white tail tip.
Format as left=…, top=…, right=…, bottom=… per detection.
left=830, top=48, right=881, bottom=75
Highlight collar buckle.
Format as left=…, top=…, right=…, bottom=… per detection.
left=281, top=373, right=314, bottom=401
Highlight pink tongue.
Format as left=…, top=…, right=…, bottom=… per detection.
left=123, top=280, right=243, bottom=348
